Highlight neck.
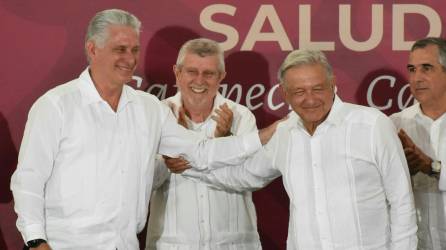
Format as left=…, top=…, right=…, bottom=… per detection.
left=303, top=122, right=319, bottom=136
left=182, top=100, right=213, bottom=123
left=90, top=69, right=123, bottom=112
left=420, top=101, right=446, bottom=120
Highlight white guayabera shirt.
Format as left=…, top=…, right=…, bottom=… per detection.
left=391, top=103, right=446, bottom=250
left=147, top=92, right=261, bottom=250
left=185, top=96, right=418, bottom=250
left=10, top=68, right=262, bottom=250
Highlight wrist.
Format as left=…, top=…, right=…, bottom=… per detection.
left=27, top=239, right=46, bottom=248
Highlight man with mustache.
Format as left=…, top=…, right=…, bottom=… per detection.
left=11, top=10, right=269, bottom=250
left=390, top=37, right=446, bottom=250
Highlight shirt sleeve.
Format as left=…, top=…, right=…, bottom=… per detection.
left=182, top=147, right=280, bottom=192
left=10, top=95, right=62, bottom=243
left=373, top=114, right=418, bottom=250
left=182, top=127, right=282, bottom=192
left=158, top=105, right=262, bottom=170
left=152, top=155, right=171, bottom=190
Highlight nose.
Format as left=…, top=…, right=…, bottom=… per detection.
left=195, top=73, right=207, bottom=85
left=410, top=69, right=424, bottom=84
left=302, top=92, right=318, bottom=105
left=123, top=50, right=138, bottom=66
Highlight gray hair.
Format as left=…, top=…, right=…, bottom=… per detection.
left=278, top=49, right=333, bottom=86
left=85, top=9, right=141, bottom=47
left=176, top=38, right=225, bottom=73
left=411, top=37, right=446, bottom=69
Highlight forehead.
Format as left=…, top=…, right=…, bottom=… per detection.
left=409, top=45, right=440, bottom=66
left=284, top=64, right=328, bottom=88
left=182, top=53, right=220, bottom=70
left=105, top=25, right=139, bottom=46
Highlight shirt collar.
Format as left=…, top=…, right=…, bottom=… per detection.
left=413, top=103, right=446, bottom=124
left=292, top=94, right=344, bottom=131
left=78, top=67, right=136, bottom=110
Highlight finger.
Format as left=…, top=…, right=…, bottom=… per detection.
left=217, top=104, right=233, bottom=119
left=165, top=157, right=189, bottom=167
left=212, top=113, right=231, bottom=128
left=167, top=160, right=191, bottom=173
left=213, top=109, right=230, bottom=123
left=219, top=103, right=232, bottom=115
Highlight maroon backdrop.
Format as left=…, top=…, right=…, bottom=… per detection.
left=1, top=1, right=445, bottom=249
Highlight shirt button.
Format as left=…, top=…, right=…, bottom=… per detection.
left=200, top=219, right=204, bottom=223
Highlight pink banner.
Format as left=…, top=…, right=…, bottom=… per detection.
left=1, top=1, right=445, bottom=249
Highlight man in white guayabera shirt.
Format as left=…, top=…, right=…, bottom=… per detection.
left=10, top=9, right=271, bottom=250
left=173, top=49, right=418, bottom=249
left=146, top=38, right=263, bottom=250
left=390, top=37, right=446, bottom=250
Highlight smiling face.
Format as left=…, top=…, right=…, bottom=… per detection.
left=86, top=24, right=140, bottom=88
left=282, top=63, right=335, bottom=134
left=174, top=52, right=225, bottom=111
left=407, top=44, right=446, bottom=111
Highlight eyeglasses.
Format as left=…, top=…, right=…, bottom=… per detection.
left=181, top=68, right=220, bottom=81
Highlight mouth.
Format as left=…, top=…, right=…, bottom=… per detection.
left=415, top=87, right=429, bottom=92
left=302, top=105, right=321, bottom=110
left=117, top=65, right=134, bottom=73
left=190, top=86, right=208, bottom=94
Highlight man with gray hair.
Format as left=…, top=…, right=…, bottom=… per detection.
left=11, top=10, right=267, bottom=250
left=390, top=37, right=446, bottom=250
left=146, top=38, right=262, bottom=250
left=178, top=49, right=418, bottom=249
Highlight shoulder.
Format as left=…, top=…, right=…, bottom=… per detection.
left=32, top=78, right=81, bottom=114
left=131, top=88, right=167, bottom=111
left=217, top=95, right=254, bottom=117
left=342, top=102, right=386, bottom=125
left=389, top=104, right=418, bottom=128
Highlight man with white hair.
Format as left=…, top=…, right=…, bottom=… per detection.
left=177, top=49, right=418, bottom=249
left=146, top=38, right=262, bottom=250
left=11, top=9, right=267, bottom=250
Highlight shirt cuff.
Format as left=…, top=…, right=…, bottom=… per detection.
left=22, top=224, right=47, bottom=243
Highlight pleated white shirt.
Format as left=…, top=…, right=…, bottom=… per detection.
left=147, top=92, right=261, bottom=250
left=186, top=96, right=418, bottom=250
left=391, top=103, right=446, bottom=250
left=10, top=68, right=261, bottom=250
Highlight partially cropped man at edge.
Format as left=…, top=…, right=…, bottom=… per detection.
left=146, top=38, right=262, bottom=250
left=174, top=49, right=418, bottom=249
left=390, top=37, right=446, bottom=250
left=10, top=9, right=272, bottom=250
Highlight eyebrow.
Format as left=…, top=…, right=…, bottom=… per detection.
left=406, top=63, right=433, bottom=69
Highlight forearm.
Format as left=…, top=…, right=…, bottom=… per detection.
left=11, top=185, right=47, bottom=242
left=183, top=166, right=277, bottom=192
left=182, top=147, right=280, bottom=191
left=159, top=121, right=262, bottom=171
